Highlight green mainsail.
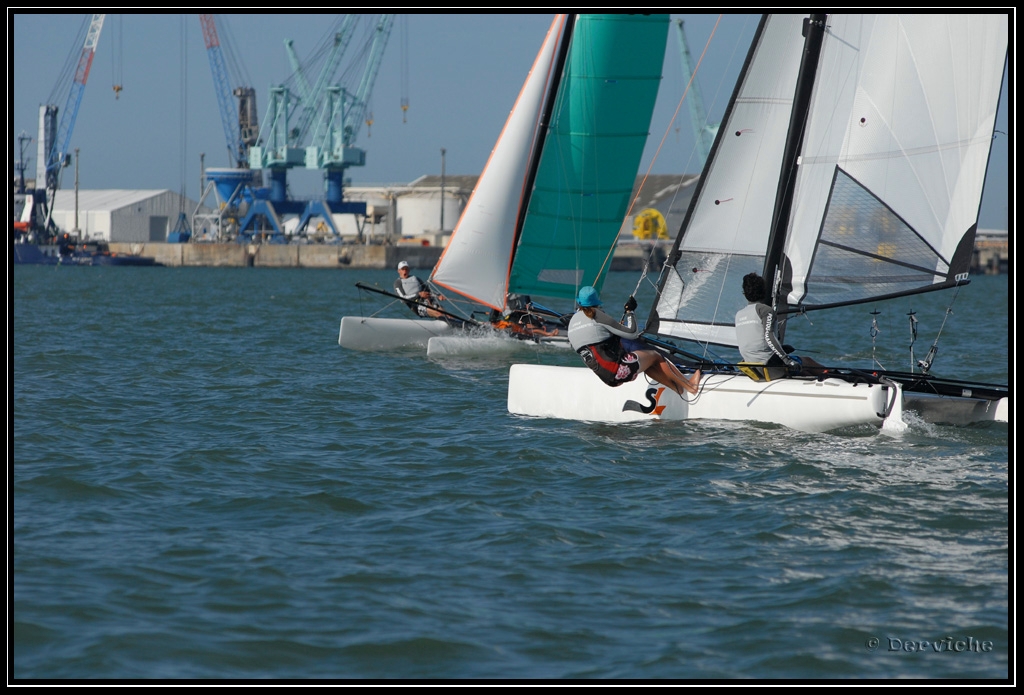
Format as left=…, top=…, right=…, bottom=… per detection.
left=508, top=14, right=669, bottom=300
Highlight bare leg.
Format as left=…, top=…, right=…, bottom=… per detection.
left=668, top=360, right=702, bottom=394
left=659, top=358, right=702, bottom=395
left=636, top=351, right=701, bottom=396
left=646, top=362, right=685, bottom=396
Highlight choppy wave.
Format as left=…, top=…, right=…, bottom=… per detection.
left=13, top=267, right=1008, bottom=679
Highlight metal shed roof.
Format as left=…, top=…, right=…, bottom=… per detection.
left=51, top=189, right=174, bottom=212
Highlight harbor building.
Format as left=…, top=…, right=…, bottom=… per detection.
left=46, top=189, right=209, bottom=243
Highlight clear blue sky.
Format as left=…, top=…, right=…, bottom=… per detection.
left=11, top=13, right=1010, bottom=229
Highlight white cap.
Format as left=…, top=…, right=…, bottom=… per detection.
left=397, top=261, right=409, bottom=270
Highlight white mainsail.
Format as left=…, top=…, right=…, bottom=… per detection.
left=507, top=13, right=1009, bottom=433
left=652, top=13, right=1008, bottom=346
left=785, top=14, right=1008, bottom=307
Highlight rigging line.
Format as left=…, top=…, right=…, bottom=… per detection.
left=49, top=16, right=89, bottom=105
left=629, top=258, right=651, bottom=298
left=425, top=287, right=478, bottom=323
left=577, top=19, right=598, bottom=288
left=627, top=14, right=722, bottom=221
left=601, top=15, right=723, bottom=285
left=111, top=14, right=123, bottom=98
left=399, top=15, right=409, bottom=121
left=179, top=16, right=188, bottom=213
left=925, top=282, right=962, bottom=349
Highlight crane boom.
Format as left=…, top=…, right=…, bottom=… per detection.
left=246, top=14, right=394, bottom=241
left=200, top=14, right=247, bottom=167
left=674, top=19, right=717, bottom=165
left=285, top=38, right=315, bottom=107
left=285, top=15, right=358, bottom=147
left=342, top=14, right=394, bottom=146
left=45, top=13, right=105, bottom=192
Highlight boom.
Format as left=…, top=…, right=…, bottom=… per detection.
left=343, top=14, right=394, bottom=145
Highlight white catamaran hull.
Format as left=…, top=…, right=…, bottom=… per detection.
left=338, top=315, right=570, bottom=355
left=508, top=364, right=895, bottom=433
left=338, top=316, right=453, bottom=351
left=902, top=392, right=1009, bottom=426
left=426, top=334, right=570, bottom=358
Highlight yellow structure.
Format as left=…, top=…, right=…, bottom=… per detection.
left=632, top=208, right=669, bottom=240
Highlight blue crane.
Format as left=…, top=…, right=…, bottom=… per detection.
left=199, top=14, right=258, bottom=169
left=193, top=14, right=264, bottom=243
left=29, top=14, right=106, bottom=237
left=284, top=15, right=358, bottom=147
left=338, top=14, right=394, bottom=148
left=296, top=14, right=395, bottom=238
left=44, top=14, right=105, bottom=191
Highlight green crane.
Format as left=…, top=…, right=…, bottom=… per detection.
left=283, top=15, right=358, bottom=147
left=244, top=14, right=395, bottom=239
left=675, top=18, right=718, bottom=165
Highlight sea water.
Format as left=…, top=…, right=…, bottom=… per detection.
left=12, top=265, right=1009, bottom=680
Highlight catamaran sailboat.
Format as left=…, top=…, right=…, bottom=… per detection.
left=508, top=13, right=1009, bottom=433
left=339, top=13, right=670, bottom=356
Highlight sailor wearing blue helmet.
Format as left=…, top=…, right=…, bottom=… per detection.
left=567, top=286, right=701, bottom=396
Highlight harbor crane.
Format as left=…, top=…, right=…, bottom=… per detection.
left=199, top=14, right=259, bottom=170
left=674, top=19, right=718, bottom=165
left=22, top=14, right=106, bottom=240
left=241, top=14, right=395, bottom=240
left=283, top=15, right=358, bottom=147
left=192, top=14, right=263, bottom=242
left=192, top=14, right=397, bottom=242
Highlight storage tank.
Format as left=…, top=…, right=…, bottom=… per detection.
left=395, top=189, right=463, bottom=241
left=328, top=193, right=391, bottom=238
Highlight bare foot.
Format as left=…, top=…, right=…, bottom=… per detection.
left=687, top=369, right=702, bottom=394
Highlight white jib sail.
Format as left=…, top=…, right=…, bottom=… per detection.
left=653, top=14, right=807, bottom=347
left=431, top=15, right=568, bottom=311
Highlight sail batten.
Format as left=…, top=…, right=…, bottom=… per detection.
left=786, top=14, right=1006, bottom=308
left=817, top=241, right=948, bottom=277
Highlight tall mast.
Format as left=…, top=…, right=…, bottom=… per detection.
left=511, top=14, right=575, bottom=254
left=762, top=14, right=827, bottom=308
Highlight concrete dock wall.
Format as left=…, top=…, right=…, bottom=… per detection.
left=973, top=238, right=1010, bottom=275
left=110, top=238, right=1008, bottom=274
left=109, top=242, right=446, bottom=269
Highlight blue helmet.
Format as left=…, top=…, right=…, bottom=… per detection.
left=576, top=286, right=602, bottom=307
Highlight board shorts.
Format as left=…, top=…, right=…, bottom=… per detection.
left=578, top=343, right=641, bottom=387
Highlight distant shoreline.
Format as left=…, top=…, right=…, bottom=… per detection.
left=100, top=240, right=671, bottom=272
left=103, top=238, right=1007, bottom=275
